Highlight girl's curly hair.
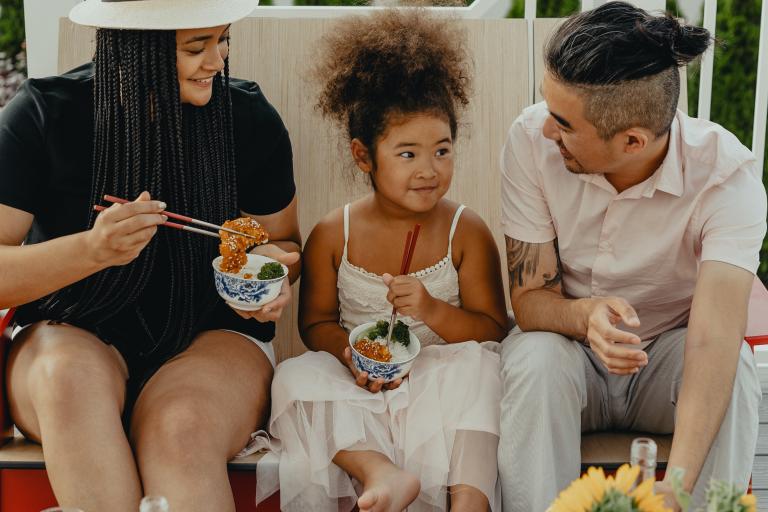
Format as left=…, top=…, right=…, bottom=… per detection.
left=312, top=9, right=472, bottom=159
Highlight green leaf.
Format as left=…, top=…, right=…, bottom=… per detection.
left=669, top=467, right=692, bottom=512
left=590, top=488, right=640, bottom=512
left=391, top=320, right=410, bottom=347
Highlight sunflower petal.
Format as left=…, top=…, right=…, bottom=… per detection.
left=630, top=478, right=655, bottom=501
left=615, top=464, right=640, bottom=493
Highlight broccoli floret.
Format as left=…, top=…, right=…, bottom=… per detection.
left=365, top=320, right=390, bottom=340
left=391, top=320, right=410, bottom=347
left=364, top=320, right=410, bottom=347
left=257, top=262, right=285, bottom=280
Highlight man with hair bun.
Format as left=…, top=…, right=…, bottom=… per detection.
left=498, top=1, right=766, bottom=510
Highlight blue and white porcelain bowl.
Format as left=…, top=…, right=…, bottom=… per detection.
left=212, top=254, right=288, bottom=311
left=348, top=322, right=421, bottom=383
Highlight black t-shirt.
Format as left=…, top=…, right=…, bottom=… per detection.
left=0, top=63, right=295, bottom=363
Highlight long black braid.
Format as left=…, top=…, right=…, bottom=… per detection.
left=40, top=29, right=238, bottom=356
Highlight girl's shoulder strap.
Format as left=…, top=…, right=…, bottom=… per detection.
left=342, top=203, right=351, bottom=258
left=447, top=204, right=467, bottom=255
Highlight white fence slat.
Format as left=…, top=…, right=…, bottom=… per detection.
left=697, top=0, right=717, bottom=121
left=753, top=0, right=768, bottom=176
left=525, top=0, right=536, bottom=104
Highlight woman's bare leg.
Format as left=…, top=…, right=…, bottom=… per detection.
left=6, top=322, right=139, bottom=511
left=333, top=449, right=420, bottom=512
left=130, top=330, right=273, bottom=512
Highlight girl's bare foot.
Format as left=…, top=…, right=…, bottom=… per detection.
left=449, top=483, right=489, bottom=512
left=357, top=462, right=420, bottom=512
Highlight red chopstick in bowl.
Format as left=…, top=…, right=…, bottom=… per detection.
left=386, top=224, right=421, bottom=343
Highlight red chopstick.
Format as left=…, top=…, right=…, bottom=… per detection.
left=386, top=223, right=421, bottom=342
left=93, top=204, right=220, bottom=239
left=399, top=231, right=413, bottom=275
left=101, top=195, right=261, bottom=240
left=402, top=224, right=421, bottom=275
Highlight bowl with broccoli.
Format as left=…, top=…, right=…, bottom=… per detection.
left=348, top=320, right=421, bottom=383
left=212, top=253, right=288, bottom=311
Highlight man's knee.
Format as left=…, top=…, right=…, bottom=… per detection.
left=500, top=330, right=585, bottom=393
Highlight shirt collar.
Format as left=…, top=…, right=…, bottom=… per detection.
left=644, top=114, right=684, bottom=198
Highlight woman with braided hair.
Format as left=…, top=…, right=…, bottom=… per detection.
left=0, top=0, right=300, bottom=510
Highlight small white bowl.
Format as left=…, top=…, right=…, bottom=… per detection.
left=212, top=254, right=288, bottom=311
left=348, top=321, right=421, bottom=383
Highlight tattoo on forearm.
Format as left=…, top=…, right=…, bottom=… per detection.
left=542, top=239, right=563, bottom=289
left=506, top=237, right=541, bottom=287
left=506, top=237, right=563, bottom=289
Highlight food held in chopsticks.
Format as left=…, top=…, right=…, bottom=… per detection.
left=218, top=217, right=270, bottom=274
left=352, top=320, right=411, bottom=363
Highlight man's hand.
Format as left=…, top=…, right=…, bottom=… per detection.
left=583, top=296, right=648, bottom=375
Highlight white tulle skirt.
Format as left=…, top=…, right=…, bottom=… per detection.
left=243, top=340, right=502, bottom=512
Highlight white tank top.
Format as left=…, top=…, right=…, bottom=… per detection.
left=336, top=203, right=465, bottom=347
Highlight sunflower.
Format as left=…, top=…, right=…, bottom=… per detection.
left=548, top=464, right=672, bottom=512
left=739, top=493, right=756, bottom=512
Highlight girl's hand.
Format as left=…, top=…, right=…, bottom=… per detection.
left=382, top=273, right=436, bottom=322
left=85, top=191, right=167, bottom=268
left=342, top=347, right=404, bottom=393
left=229, top=243, right=300, bottom=322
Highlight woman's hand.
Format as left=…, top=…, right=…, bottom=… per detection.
left=229, top=243, right=300, bottom=322
left=342, top=347, right=404, bottom=393
left=382, top=273, right=436, bottom=322
left=85, top=191, right=167, bottom=268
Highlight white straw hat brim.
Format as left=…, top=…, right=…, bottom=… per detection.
left=69, top=0, right=260, bottom=30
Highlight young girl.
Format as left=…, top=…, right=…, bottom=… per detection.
left=255, top=10, right=508, bottom=512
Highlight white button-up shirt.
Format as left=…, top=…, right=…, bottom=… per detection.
left=501, top=102, right=767, bottom=341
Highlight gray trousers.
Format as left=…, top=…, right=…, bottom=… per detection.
left=498, top=327, right=762, bottom=512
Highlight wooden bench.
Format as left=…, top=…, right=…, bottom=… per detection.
left=0, top=15, right=765, bottom=511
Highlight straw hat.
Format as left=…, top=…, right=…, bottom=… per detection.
left=69, top=0, right=260, bottom=30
